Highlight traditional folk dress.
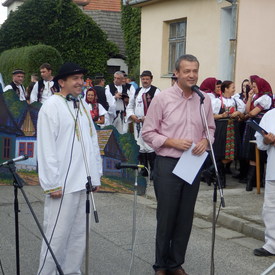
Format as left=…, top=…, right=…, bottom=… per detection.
left=37, top=94, right=102, bottom=274
left=4, top=82, right=26, bottom=101
left=212, top=95, right=245, bottom=161
left=105, top=83, right=135, bottom=134
left=30, top=79, right=60, bottom=104
left=126, top=85, right=160, bottom=152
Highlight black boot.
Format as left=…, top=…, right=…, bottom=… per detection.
left=246, top=165, right=256, bottom=191
left=138, top=153, right=148, bottom=177
left=147, top=152, right=156, bottom=180
left=202, top=164, right=215, bottom=186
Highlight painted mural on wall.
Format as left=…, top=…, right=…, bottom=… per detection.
left=0, top=87, right=139, bottom=185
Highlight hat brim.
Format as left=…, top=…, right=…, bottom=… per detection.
left=54, top=68, right=88, bottom=82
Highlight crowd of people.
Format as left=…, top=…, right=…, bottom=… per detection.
left=2, top=58, right=275, bottom=274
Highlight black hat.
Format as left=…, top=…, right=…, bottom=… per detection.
left=54, top=62, right=87, bottom=81
left=12, top=69, right=25, bottom=75
left=171, top=73, right=177, bottom=80
left=140, top=70, right=153, bottom=78
left=94, top=74, right=105, bottom=80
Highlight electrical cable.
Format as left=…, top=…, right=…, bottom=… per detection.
left=0, top=257, right=5, bottom=275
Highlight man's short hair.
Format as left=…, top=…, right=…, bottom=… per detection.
left=40, top=63, right=52, bottom=71
left=140, top=70, right=153, bottom=78
left=114, top=71, right=124, bottom=77
left=175, top=54, right=199, bottom=72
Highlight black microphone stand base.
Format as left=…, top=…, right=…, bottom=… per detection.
left=6, top=163, right=64, bottom=275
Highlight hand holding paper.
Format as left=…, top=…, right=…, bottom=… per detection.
left=173, top=143, right=208, bottom=185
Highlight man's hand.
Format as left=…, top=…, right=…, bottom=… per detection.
left=164, top=138, right=192, bottom=151
left=131, top=115, right=141, bottom=123
left=50, top=190, right=62, bottom=199
left=114, top=92, right=122, bottom=99
left=263, top=132, right=275, bottom=145
left=192, top=139, right=208, bottom=156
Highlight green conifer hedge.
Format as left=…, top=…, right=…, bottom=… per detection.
left=0, top=44, right=63, bottom=86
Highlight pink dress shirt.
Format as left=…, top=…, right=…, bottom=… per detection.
left=142, top=83, right=215, bottom=158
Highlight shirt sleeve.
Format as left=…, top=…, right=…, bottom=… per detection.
left=30, top=82, right=39, bottom=103
left=254, top=95, right=272, bottom=110
left=105, top=86, right=116, bottom=115
left=255, top=113, right=269, bottom=151
left=235, top=97, right=246, bottom=113
left=98, top=103, right=107, bottom=116
left=126, top=92, right=136, bottom=122
left=3, top=85, right=12, bottom=92
left=37, top=103, right=61, bottom=193
left=142, top=96, right=168, bottom=150
left=212, top=98, right=221, bottom=114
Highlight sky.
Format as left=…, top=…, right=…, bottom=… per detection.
left=0, top=3, right=7, bottom=24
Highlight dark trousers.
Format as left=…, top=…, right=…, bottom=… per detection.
left=153, top=156, right=201, bottom=271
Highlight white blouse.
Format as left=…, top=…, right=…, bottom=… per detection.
left=212, top=96, right=246, bottom=115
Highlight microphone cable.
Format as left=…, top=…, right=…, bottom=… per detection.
left=38, top=100, right=80, bottom=275
left=0, top=257, right=5, bottom=275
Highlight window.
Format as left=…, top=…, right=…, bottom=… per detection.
left=168, top=21, right=187, bottom=73
left=18, top=141, right=34, bottom=158
left=3, top=138, right=11, bottom=159
left=27, top=143, right=34, bottom=158
left=19, top=142, right=26, bottom=156
left=106, top=159, right=112, bottom=169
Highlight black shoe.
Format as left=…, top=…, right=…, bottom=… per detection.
left=254, top=247, right=275, bottom=257
left=202, top=169, right=213, bottom=186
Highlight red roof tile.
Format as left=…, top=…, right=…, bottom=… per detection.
left=83, top=0, right=121, bottom=12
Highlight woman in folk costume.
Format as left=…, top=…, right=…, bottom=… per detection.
left=200, top=77, right=221, bottom=100
left=85, top=88, right=107, bottom=127
left=203, top=81, right=245, bottom=187
left=242, top=77, right=273, bottom=191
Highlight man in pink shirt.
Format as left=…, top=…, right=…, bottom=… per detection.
left=142, top=54, right=215, bottom=275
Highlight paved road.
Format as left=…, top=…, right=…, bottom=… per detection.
left=0, top=185, right=275, bottom=275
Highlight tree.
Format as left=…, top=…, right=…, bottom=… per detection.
left=121, top=2, right=141, bottom=79
left=0, top=0, right=118, bottom=76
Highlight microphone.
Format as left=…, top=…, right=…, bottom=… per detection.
left=66, top=94, right=80, bottom=109
left=115, top=162, right=145, bottom=170
left=0, top=155, right=29, bottom=167
left=191, top=85, right=205, bottom=101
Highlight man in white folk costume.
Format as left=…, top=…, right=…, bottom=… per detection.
left=126, top=70, right=160, bottom=179
left=37, top=62, right=102, bottom=274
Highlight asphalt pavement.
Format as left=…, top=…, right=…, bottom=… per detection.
left=0, top=173, right=272, bottom=275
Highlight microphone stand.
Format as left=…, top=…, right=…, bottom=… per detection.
left=197, top=96, right=225, bottom=275
left=116, top=164, right=145, bottom=275
left=5, top=163, right=63, bottom=275
left=74, top=100, right=99, bottom=275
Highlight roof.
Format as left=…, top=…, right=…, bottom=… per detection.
left=84, top=0, right=121, bottom=12
left=97, top=129, right=113, bottom=155
left=84, top=9, right=125, bottom=55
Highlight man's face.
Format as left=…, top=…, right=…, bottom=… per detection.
left=40, top=68, right=52, bottom=81
left=58, top=74, right=84, bottom=97
left=114, top=74, right=123, bottom=86
left=141, top=76, right=152, bottom=89
left=175, top=60, right=199, bottom=91
left=13, top=73, right=24, bottom=85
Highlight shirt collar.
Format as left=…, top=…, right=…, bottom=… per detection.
left=173, top=82, right=194, bottom=99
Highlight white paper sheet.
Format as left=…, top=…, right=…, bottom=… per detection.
left=172, top=143, right=208, bottom=185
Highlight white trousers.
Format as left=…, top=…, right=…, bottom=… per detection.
left=38, top=190, right=86, bottom=275
left=133, top=122, right=154, bottom=153
left=263, top=180, right=275, bottom=253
